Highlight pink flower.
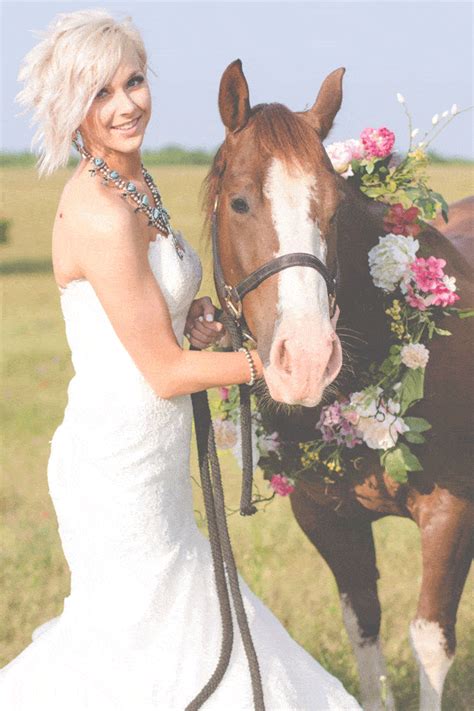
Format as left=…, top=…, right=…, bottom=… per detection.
left=219, top=386, right=230, bottom=401
left=404, top=257, right=460, bottom=308
left=269, top=474, right=295, bottom=496
left=316, top=401, right=362, bottom=448
left=345, top=138, right=367, bottom=160
left=360, top=127, right=395, bottom=158
left=410, top=257, right=446, bottom=292
left=342, top=408, right=359, bottom=425
left=430, top=282, right=460, bottom=307
left=404, top=284, right=433, bottom=311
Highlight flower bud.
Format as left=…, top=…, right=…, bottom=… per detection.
left=442, top=110, right=449, bottom=118
left=451, top=103, right=459, bottom=115
left=418, top=141, right=425, bottom=147
left=431, top=114, right=439, bottom=125
left=396, top=93, right=405, bottom=104
left=411, top=128, right=419, bottom=138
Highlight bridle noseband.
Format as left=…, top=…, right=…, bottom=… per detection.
left=211, top=196, right=338, bottom=339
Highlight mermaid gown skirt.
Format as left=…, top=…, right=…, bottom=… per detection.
left=0, top=234, right=361, bottom=710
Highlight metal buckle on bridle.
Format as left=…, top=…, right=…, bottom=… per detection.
left=223, top=284, right=243, bottom=320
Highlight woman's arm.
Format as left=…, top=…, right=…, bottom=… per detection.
left=70, top=198, right=262, bottom=399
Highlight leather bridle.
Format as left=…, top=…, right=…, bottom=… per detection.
left=211, top=196, right=338, bottom=340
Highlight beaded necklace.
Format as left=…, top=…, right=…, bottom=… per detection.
left=72, top=137, right=184, bottom=260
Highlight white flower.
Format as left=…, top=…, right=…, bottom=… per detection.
left=368, top=234, right=420, bottom=292
left=355, top=401, right=409, bottom=451
left=231, top=415, right=260, bottom=473
left=451, top=103, right=459, bottom=115
left=442, top=110, right=449, bottom=118
left=213, top=418, right=238, bottom=449
left=418, top=141, right=425, bottom=147
left=349, top=389, right=380, bottom=418
left=325, top=141, right=354, bottom=178
left=345, top=138, right=366, bottom=160
left=401, top=343, right=430, bottom=369
left=411, top=128, right=419, bottom=138
left=431, top=113, right=439, bottom=125
left=396, top=93, right=405, bottom=104
left=442, top=274, right=457, bottom=292
left=257, top=431, right=280, bottom=457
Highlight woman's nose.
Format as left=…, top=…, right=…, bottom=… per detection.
left=114, top=89, right=137, bottom=116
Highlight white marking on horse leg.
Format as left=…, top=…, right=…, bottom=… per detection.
left=340, top=593, right=395, bottom=711
left=409, top=618, right=454, bottom=711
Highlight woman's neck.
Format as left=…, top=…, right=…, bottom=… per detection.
left=80, top=141, right=144, bottom=183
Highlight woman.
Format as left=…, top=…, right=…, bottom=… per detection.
left=1, top=10, right=361, bottom=710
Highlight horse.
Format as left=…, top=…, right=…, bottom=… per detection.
left=204, top=60, right=473, bottom=711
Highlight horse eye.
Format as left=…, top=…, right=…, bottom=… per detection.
left=231, top=198, right=249, bottom=214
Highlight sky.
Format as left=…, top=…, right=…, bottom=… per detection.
left=1, top=0, right=473, bottom=158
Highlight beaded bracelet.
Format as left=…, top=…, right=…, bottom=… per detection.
left=238, top=346, right=258, bottom=387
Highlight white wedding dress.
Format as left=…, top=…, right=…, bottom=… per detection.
left=0, top=232, right=361, bottom=710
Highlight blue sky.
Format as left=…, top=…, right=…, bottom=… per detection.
left=1, top=1, right=473, bottom=158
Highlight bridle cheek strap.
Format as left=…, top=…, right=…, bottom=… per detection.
left=211, top=209, right=337, bottom=333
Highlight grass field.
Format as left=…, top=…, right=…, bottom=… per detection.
left=1, top=164, right=473, bottom=709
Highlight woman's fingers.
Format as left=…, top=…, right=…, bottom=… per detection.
left=188, top=330, right=210, bottom=349
left=193, top=317, right=223, bottom=338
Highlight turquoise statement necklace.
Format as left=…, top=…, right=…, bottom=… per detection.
left=72, top=137, right=185, bottom=260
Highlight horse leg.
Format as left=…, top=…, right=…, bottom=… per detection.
left=409, top=490, right=473, bottom=711
left=290, top=487, right=396, bottom=711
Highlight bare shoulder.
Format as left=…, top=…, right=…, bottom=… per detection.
left=55, top=170, right=148, bottom=281
left=60, top=170, right=135, bottom=238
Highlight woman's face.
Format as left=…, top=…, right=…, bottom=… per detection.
left=79, top=44, right=151, bottom=158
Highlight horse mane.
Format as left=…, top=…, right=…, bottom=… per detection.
left=202, top=103, right=319, bottom=228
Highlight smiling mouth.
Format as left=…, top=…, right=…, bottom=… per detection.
left=112, top=116, right=141, bottom=131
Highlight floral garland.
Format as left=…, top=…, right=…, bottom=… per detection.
left=211, top=94, right=473, bottom=499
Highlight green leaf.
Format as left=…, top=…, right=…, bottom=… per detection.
left=381, top=442, right=423, bottom=482
left=404, top=432, right=426, bottom=444
left=458, top=309, right=474, bottom=319
left=430, top=190, right=450, bottom=223
left=400, top=368, right=425, bottom=414
left=434, top=327, right=452, bottom=336
left=398, top=443, right=423, bottom=471
left=404, top=416, right=432, bottom=432
left=381, top=447, right=408, bottom=482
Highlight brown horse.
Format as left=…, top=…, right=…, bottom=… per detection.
left=205, top=60, right=473, bottom=711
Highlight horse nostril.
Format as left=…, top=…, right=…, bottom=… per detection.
left=277, top=339, right=292, bottom=374
left=324, top=335, right=343, bottom=382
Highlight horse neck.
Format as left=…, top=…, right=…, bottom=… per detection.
left=336, top=181, right=390, bottom=360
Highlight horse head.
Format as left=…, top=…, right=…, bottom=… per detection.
left=206, top=59, right=349, bottom=407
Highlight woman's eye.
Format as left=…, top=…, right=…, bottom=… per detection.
left=95, top=88, right=108, bottom=99
left=129, top=75, right=145, bottom=87
left=231, top=197, right=249, bottom=214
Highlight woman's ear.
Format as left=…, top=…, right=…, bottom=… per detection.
left=218, top=59, right=251, bottom=134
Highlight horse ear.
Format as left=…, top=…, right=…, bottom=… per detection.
left=218, top=59, right=251, bottom=133
left=300, top=67, right=345, bottom=140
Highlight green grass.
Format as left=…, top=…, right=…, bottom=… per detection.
left=1, top=164, right=473, bottom=709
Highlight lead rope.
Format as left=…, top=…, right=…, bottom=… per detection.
left=221, top=313, right=258, bottom=516
left=188, top=342, right=265, bottom=710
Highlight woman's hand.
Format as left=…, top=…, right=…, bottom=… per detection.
left=185, top=297, right=227, bottom=349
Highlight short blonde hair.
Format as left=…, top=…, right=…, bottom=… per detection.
left=16, top=9, right=148, bottom=177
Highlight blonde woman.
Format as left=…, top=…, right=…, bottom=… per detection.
left=0, top=10, right=361, bottom=710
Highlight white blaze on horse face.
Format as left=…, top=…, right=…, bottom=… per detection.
left=263, top=158, right=329, bottom=326
left=262, top=157, right=341, bottom=405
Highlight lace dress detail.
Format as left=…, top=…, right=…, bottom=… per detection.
left=0, top=234, right=360, bottom=710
